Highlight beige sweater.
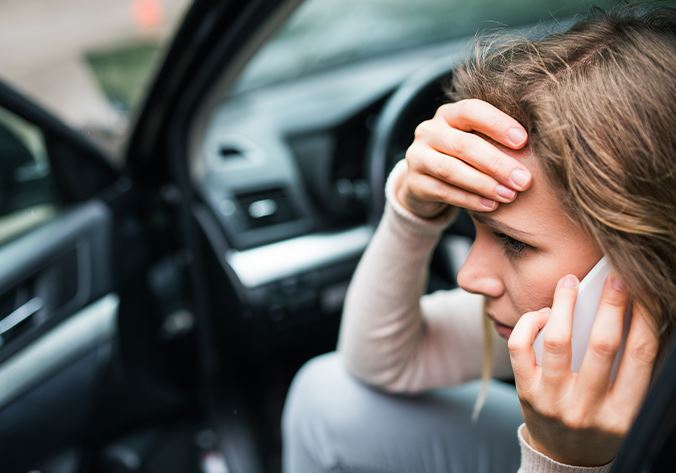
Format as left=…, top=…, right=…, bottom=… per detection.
left=337, top=159, right=613, bottom=473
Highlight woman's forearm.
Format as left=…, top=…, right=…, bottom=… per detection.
left=337, top=160, right=495, bottom=392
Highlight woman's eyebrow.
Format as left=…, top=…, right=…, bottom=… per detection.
left=469, top=212, right=535, bottom=238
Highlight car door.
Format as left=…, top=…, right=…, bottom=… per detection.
left=0, top=1, right=276, bottom=471
left=0, top=82, right=120, bottom=471
left=0, top=1, right=200, bottom=470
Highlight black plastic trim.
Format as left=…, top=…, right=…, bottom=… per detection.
left=0, top=201, right=112, bottom=363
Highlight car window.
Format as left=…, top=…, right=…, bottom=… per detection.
left=0, top=107, right=57, bottom=244
left=235, top=0, right=618, bottom=93
left=0, top=0, right=192, bottom=160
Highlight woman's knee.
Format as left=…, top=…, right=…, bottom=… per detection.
left=282, top=352, right=364, bottom=471
left=283, top=352, right=355, bottom=437
left=282, top=353, right=523, bottom=473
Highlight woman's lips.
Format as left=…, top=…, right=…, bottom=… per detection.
left=487, top=313, right=514, bottom=339
left=493, top=322, right=514, bottom=339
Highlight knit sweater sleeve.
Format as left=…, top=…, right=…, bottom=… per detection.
left=337, top=159, right=512, bottom=393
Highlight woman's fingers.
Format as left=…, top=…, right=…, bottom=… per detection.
left=409, top=145, right=516, bottom=204
left=610, top=301, right=659, bottom=409
left=405, top=172, right=499, bottom=212
left=575, top=274, right=628, bottom=403
left=401, top=99, right=532, bottom=218
left=436, top=99, right=528, bottom=150
left=540, top=275, right=578, bottom=389
left=509, top=308, right=551, bottom=389
left=421, top=122, right=532, bottom=192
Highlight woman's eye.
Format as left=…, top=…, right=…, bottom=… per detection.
left=494, top=232, right=529, bottom=257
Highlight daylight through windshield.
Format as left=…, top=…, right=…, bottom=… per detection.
left=235, top=0, right=615, bottom=92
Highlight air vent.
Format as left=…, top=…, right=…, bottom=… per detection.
left=218, top=145, right=245, bottom=162
left=234, top=187, right=299, bottom=230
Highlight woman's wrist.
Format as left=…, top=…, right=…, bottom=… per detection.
left=521, top=426, right=563, bottom=464
left=383, top=160, right=459, bottom=237
left=395, top=177, right=449, bottom=220
left=518, top=424, right=614, bottom=473
left=521, top=423, right=617, bottom=468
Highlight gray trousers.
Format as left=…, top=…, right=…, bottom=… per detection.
left=282, top=352, right=523, bottom=473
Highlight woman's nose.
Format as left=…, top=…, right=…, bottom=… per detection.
left=456, top=244, right=504, bottom=298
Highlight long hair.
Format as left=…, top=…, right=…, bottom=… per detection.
left=451, top=7, right=676, bottom=418
left=451, top=6, right=676, bottom=349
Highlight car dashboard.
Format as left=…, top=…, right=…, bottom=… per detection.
left=193, top=39, right=468, bottom=337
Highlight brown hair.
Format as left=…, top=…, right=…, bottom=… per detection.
left=450, top=6, right=676, bottom=351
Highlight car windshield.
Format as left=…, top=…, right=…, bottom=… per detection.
left=0, top=0, right=618, bottom=157
left=235, top=0, right=616, bottom=93
left=0, top=0, right=191, bottom=158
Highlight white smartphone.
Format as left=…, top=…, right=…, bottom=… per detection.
left=533, top=256, right=631, bottom=381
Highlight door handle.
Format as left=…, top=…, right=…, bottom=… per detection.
left=0, top=297, right=43, bottom=340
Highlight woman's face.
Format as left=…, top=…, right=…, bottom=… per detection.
left=456, top=145, right=602, bottom=339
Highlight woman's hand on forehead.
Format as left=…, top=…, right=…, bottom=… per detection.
left=397, top=99, right=533, bottom=219
left=508, top=273, right=659, bottom=467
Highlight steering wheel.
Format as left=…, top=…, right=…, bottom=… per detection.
left=367, top=52, right=475, bottom=239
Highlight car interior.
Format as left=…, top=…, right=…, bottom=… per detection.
left=0, top=1, right=674, bottom=472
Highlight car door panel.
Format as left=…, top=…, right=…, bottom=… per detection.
left=0, top=201, right=113, bottom=360
left=0, top=332, right=115, bottom=472
left=0, top=200, right=117, bottom=470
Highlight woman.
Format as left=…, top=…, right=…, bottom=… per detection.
left=283, top=7, right=675, bottom=472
